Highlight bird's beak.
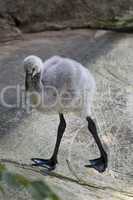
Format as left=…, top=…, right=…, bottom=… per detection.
left=25, top=71, right=28, bottom=91
left=32, top=70, right=36, bottom=78
left=24, top=71, right=28, bottom=105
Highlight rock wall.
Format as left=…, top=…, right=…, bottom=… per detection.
left=0, top=0, right=133, bottom=41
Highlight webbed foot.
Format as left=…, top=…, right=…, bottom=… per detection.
left=85, top=155, right=107, bottom=173
left=31, top=158, right=57, bottom=171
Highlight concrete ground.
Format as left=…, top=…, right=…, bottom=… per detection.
left=0, top=29, right=133, bottom=200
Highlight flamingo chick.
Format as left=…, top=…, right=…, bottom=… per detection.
left=24, top=55, right=108, bottom=173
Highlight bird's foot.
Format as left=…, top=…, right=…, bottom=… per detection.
left=31, top=158, right=57, bottom=171
left=85, top=155, right=107, bottom=173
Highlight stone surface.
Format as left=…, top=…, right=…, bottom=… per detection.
left=1, top=1, right=133, bottom=41
left=0, top=29, right=133, bottom=199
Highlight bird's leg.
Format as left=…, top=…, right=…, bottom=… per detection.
left=85, top=116, right=108, bottom=173
left=31, top=113, right=66, bottom=170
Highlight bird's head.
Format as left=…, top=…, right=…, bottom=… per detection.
left=24, top=55, right=43, bottom=77
left=23, top=55, right=43, bottom=91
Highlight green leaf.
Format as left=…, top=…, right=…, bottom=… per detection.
left=0, top=164, right=59, bottom=200
left=2, top=172, right=21, bottom=189
left=0, top=164, right=6, bottom=181
left=14, top=174, right=30, bottom=187
left=30, top=181, right=59, bottom=200
left=0, top=164, right=6, bottom=172
left=0, top=163, right=59, bottom=200
left=0, top=184, right=4, bottom=194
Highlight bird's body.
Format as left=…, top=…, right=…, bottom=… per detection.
left=29, top=55, right=96, bottom=117
left=24, top=55, right=107, bottom=173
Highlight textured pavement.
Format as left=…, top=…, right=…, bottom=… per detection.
left=0, top=30, right=133, bottom=200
